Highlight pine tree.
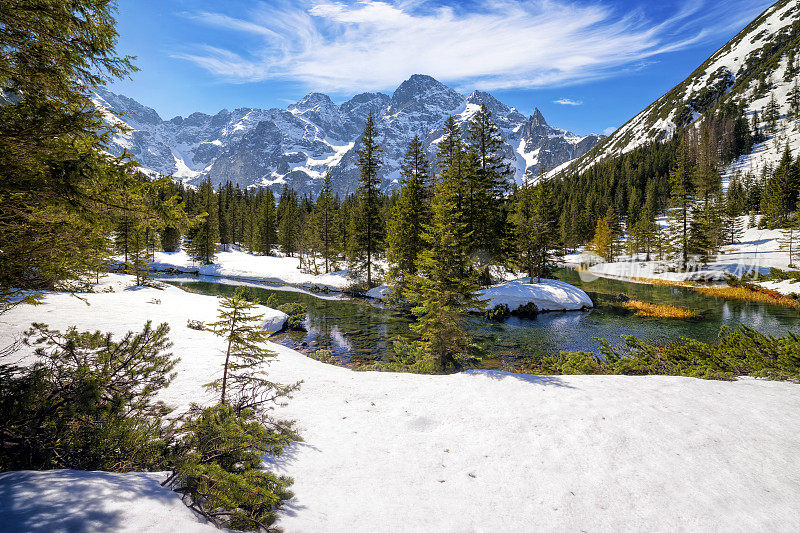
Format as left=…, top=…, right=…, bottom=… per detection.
left=277, top=186, right=301, bottom=257
left=309, top=173, right=339, bottom=273
left=207, top=287, right=284, bottom=409
left=629, top=216, right=659, bottom=261
left=185, top=179, right=219, bottom=264
left=764, top=94, right=780, bottom=135
left=785, top=49, right=798, bottom=82
left=466, top=104, right=510, bottom=271
left=349, top=113, right=384, bottom=288
left=589, top=216, right=612, bottom=261
left=667, top=136, right=694, bottom=270
left=386, top=136, right=430, bottom=287
left=762, top=145, right=798, bottom=228
left=255, top=189, right=277, bottom=255
left=605, top=206, right=622, bottom=261
left=723, top=174, right=746, bottom=245
left=512, top=180, right=556, bottom=282
left=788, top=80, right=800, bottom=121
left=405, top=176, right=485, bottom=372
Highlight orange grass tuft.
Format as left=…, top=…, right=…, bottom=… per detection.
left=624, top=300, right=699, bottom=319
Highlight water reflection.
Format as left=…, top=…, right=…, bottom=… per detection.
left=166, top=268, right=800, bottom=368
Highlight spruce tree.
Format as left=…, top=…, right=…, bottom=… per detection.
left=512, top=180, right=556, bottom=282
left=255, top=189, right=277, bottom=255
left=207, top=287, right=287, bottom=409
left=628, top=213, right=659, bottom=261
left=723, top=174, right=746, bottom=245
left=386, top=136, right=431, bottom=287
left=349, top=113, right=384, bottom=288
left=779, top=210, right=800, bottom=268
left=788, top=80, right=800, bottom=121
left=605, top=206, right=622, bottom=261
left=667, top=136, right=694, bottom=270
left=185, top=179, right=219, bottom=264
left=0, top=0, right=139, bottom=308
left=762, top=145, right=798, bottom=228
left=277, top=186, right=301, bottom=257
left=309, top=173, right=339, bottom=273
left=405, top=176, right=485, bottom=372
left=763, top=94, right=780, bottom=135
left=467, top=104, right=510, bottom=271
left=785, top=49, right=798, bottom=82
left=751, top=110, right=763, bottom=144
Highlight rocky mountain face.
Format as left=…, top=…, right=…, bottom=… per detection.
left=95, top=74, right=603, bottom=196
left=558, top=0, right=800, bottom=179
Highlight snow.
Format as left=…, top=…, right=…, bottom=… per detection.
left=364, top=285, right=390, bottom=300
left=479, top=277, right=593, bottom=311
left=151, top=249, right=352, bottom=291
left=0, top=470, right=214, bottom=532
left=567, top=216, right=800, bottom=294
left=0, top=275, right=799, bottom=531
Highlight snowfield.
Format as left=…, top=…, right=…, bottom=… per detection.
left=1, top=275, right=799, bottom=532
left=151, top=248, right=352, bottom=291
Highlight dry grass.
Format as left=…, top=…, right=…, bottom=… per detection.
left=624, top=300, right=699, bottom=319
left=631, top=276, right=696, bottom=288
left=694, top=285, right=800, bottom=309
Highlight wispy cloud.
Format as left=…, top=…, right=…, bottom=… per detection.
left=175, top=0, right=774, bottom=92
left=554, top=98, right=583, bottom=106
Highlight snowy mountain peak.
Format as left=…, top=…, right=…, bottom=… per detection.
left=388, top=74, right=464, bottom=115
left=466, top=90, right=527, bottom=126
left=530, top=107, right=547, bottom=127
left=290, top=92, right=336, bottom=113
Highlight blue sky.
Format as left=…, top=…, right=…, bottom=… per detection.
left=107, top=0, right=774, bottom=135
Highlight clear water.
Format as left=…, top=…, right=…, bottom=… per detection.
left=165, top=269, right=800, bottom=369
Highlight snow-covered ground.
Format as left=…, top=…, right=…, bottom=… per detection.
left=564, top=217, right=800, bottom=295
left=151, top=249, right=351, bottom=291
left=1, top=275, right=799, bottom=531
left=479, top=277, right=593, bottom=311
left=154, top=251, right=596, bottom=311
left=0, top=470, right=213, bottom=533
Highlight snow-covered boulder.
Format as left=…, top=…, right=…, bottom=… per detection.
left=262, top=308, right=289, bottom=333
left=365, top=285, right=390, bottom=301
left=478, top=277, right=593, bottom=312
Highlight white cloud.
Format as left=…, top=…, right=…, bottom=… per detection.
left=554, top=98, right=582, bottom=106
left=175, top=0, right=775, bottom=92
left=603, top=126, right=617, bottom=135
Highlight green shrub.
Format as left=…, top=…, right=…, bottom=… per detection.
left=311, top=349, right=338, bottom=365
left=484, top=304, right=511, bottom=321
left=0, top=322, right=177, bottom=471
left=168, top=404, right=298, bottom=531
left=277, top=303, right=307, bottom=331
left=513, top=302, right=539, bottom=318
left=521, top=325, right=800, bottom=382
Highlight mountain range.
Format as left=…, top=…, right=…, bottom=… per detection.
left=92, top=75, right=603, bottom=196
left=557, top=0, right=799, bottom=180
